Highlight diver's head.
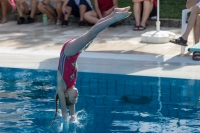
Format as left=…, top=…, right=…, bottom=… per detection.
left=65, top=87, right=79, bottom=105
left=51, top=88, right=78, bottom=126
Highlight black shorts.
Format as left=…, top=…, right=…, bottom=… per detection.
left=67, top=0, right=92, bottom=17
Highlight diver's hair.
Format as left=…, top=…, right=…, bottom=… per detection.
left=50, top=93, right=74, bottom=126
left=50, top=93, right=59, bottom=126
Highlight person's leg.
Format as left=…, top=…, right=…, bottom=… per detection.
left=61, top=6, right=72, bottom=27
left=64, top=6, right=72, bottom=20
left=30, top=0, right=40, bottom=18
left=24, top=0, right=40, bottom=23
left=38, top=2, right=56, bottom=23
left=78, top=4, right=86, bottom=27
left=63, top=7, right=131, bottom=56
left=45, top=7, right=56, bottom=18
left=84, top=10, right=98, bottom=24
left=132, top=0, right=142, bottom=30
left=63, top=0, right=75, bottom=21
left=79, top=5, right=86, bottom=22
left=16, top=1, right=29, bottom=24
left=17, top=1, right=30, bottom=17
left=170, top=6, right=200, bottom=46
left=192, top=15, right=200, bottom=60
left=37, top=2, right=46, bottom=14
left=182, top=6, right=200, bottom=41
left=38, top=3, right=55, bottom=20
left=16, top=1, right=24, bottom=18
left=56, top=2, right=62, bottom=25
left=46, top=2, right=57, bottom=23
left=62, top=0, right=74, bottom=27
left=139, top=0, right=153, bottom=29
left=78, top=0, right=93, bottom=26
left=0, top=0, right=13, bottom=23
left=194, top=14, right=200, bottom=44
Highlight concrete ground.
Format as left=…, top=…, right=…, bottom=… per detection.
left=0, top=21, right=200, bottom=80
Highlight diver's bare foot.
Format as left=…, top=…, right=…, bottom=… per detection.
left=113, top=11, right=131, bottom=22
left=108, top=6, right=130, bottom=18
left=114, top=6, right=130, bottom=13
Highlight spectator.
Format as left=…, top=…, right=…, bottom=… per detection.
left=192, top=14, right=200, bottom=60
left=0, top=0, right=16, bottom=24
left=62, top=0, right=93, bottom=27
left=170, top=0, right=200, bottom=61
left=170, top=0, right=200, bottom=46
left=15, top=0, right=41, bottom=25
left=84, top=0, right=118, bottom=25
left=193, top=15, right=200, bottom=44
left=38, top=0, right=63, bottom=25
left=132, top=0, right=156, bottom=31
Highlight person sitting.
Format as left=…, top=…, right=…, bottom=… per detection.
left=15, top=0, right=41, bottom=24
left=84, top=0, right=118, bottom=25
left=170, top=0, right=200, bottom=46
left=0, top=0, right=16, bottom=24
left=132, top=0, right=156, bottom=31
left=61, top=0, right=93, bottom=27
left=169, top=0, right=200, bottom=60
left=38, top=0, right=63, bottom=25
left=191, top=14, right=200, bottom=61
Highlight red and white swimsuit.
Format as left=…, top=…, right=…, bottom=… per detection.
left=58, top=40, right=80, bottom=89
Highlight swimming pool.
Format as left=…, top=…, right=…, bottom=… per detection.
left=0, top=67, right=200, bottom=133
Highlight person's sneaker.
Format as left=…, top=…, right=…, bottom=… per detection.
left=24, top=16, right=34, bottom=24
left=62, top=20, right=68, bottom=27
left=78, top=21, right=85, bottom=27
left=56, top=19, right=62, bottom=25
left=17, top=17, right=25, bottom=25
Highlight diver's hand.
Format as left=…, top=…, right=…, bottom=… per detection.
left=69, top=115, right=75, bottom=122
left=62, top=112, right=68, bottom=121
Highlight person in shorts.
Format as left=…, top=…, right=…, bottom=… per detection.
left=15, top=0, right=41, bottom=24
left=37, top=0, right=63, bottom=25
left=132, top=0, right=157, bottom=31
left=0, top=0, right=16, bottom=24
left=62, top=0, right=93, bottom=27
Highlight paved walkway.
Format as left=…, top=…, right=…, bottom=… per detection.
left=0, top=21, right=200, bottom=80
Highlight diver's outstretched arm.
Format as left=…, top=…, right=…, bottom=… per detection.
left=57, top=72, right=68, bottom=121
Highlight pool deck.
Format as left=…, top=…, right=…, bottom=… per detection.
left=0, top=21, right=200, bottom=80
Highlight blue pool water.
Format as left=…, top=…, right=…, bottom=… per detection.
left=0, top=67, right=200, bottom=133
